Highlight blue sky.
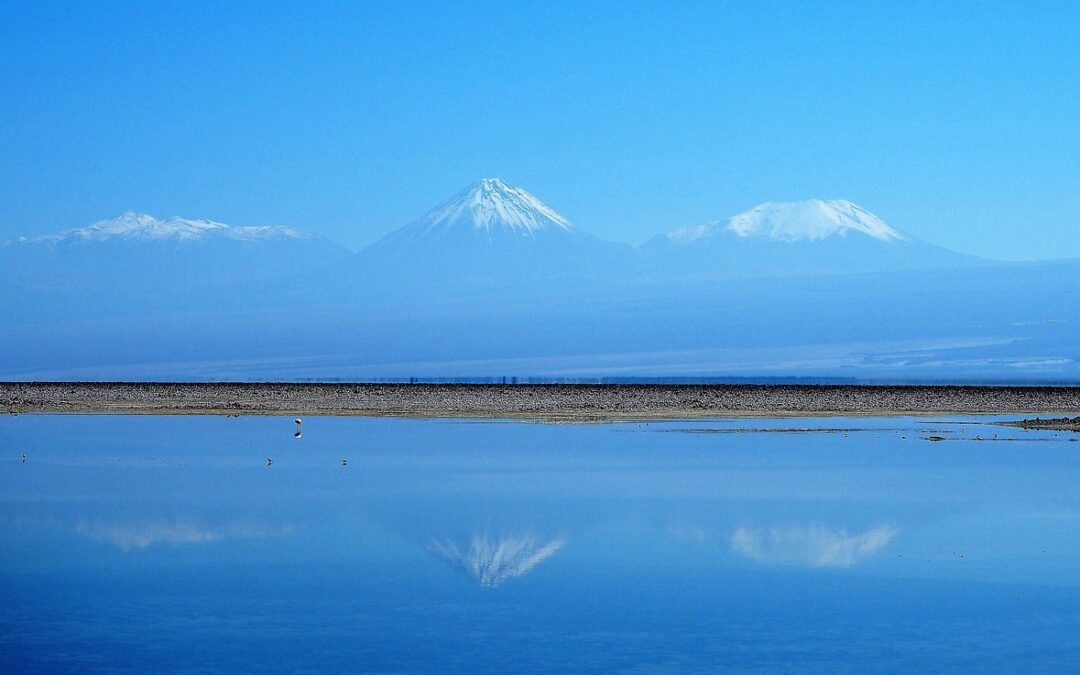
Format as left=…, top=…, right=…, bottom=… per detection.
left=1, top=1, right=1078, bottom=259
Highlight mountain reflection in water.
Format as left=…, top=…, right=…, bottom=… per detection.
left=731, top=525, right=897, bottom=567
left=4, top=414, right=1080, bottom=672
left=431, top=534, right=565, bottom=588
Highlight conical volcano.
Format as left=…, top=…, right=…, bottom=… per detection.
left=354, top=178, right=632, bottom=287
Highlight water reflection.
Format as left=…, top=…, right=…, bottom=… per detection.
left=75, top=519, right=292, bottom=551
left=4, top=414, right=1080, bottom=671
left=731, top=525, right=896, bottom=567
left=430, top=533, right=565, bottom=588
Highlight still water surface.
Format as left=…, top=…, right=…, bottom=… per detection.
left=3, top=414, right=1080, bottom=672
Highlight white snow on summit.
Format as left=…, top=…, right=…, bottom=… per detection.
left=410, top=178, right=573, bottom=238
left=21, top=211, right=310, bottom=244
left=669, top=199, right=905, bottom=244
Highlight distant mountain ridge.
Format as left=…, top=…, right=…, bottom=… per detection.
left=2, top=210, right=350, bottom=320
left=5, top=183, right=974, bottom=271
left=4, top=178, right=1078, bottom=383
left=3, top=180, right=988, bottom=309
left=13, top=211, right=314, bottom=245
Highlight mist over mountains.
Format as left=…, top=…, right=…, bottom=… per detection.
left=3, top=179, right=1077, bottom=381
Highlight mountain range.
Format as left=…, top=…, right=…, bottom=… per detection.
left=3, top=178, right=990, bottom=289
left=3, top=178, right=1077, bottom=381
left=4, top=178, right=983, bottom=284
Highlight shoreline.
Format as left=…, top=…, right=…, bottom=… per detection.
left=4, top=382, right=1080, bottom=420
left=999, top=416, right=1080, bottom=432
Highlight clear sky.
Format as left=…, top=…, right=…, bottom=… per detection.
left=2, top=1, right=1078, bottom=259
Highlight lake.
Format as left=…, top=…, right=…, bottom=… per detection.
left=3, top=414, right=1080, bottom=672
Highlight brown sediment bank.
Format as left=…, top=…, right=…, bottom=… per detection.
left=3, top=382, right=1080, bottom=420
left=999, top=416, right=1080, bottom=432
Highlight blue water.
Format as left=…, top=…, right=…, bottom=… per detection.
left=3, top=415, right=1080, bottom=672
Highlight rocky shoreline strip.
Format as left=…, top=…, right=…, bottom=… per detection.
left=4, top=382, right=1080, bottom=420
left=998, top=416, right=1080, bottom=432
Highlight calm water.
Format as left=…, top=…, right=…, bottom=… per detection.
left=3, top=414, right=1080, bottom=673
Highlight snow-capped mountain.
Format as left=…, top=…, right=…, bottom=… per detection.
left=3, top=189, right=1073, bottom=383
left=17, top=211, right=313, bottom=244
left=410, top=177, right=574, bottom=239
left=354, top=178, right=633, bottom=287
left=646, top=199, right=976, bottom=278
left=668, top=199, right=906, bottom=244
left=368, top=178, right=579, bottom=251
left=3, top=211, right=349, bottom=320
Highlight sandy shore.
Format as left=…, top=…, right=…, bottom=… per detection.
left=4, top=382, right=1080, bottom=420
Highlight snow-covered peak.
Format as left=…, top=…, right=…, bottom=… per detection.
left=670, top=199, right=906, bottom=244
left=411, top=178, right=574, bottom=238
left=83, top=212, right=228, bottom=241
left=19, top=212, right=311, bottom=244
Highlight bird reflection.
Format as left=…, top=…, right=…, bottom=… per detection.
left=430, top=533, right=565, bottom=588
